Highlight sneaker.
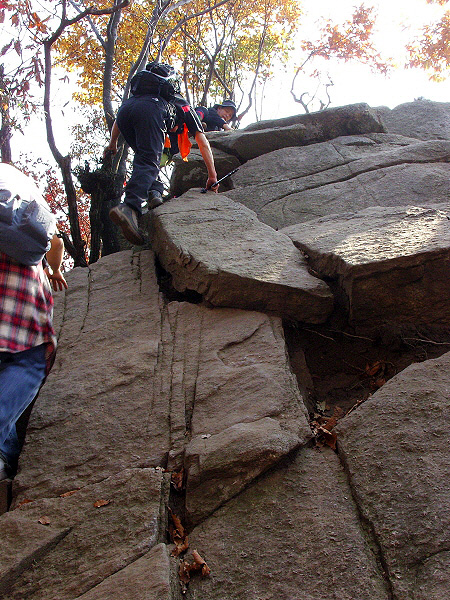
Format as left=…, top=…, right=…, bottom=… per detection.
left=148, top=190, right=164, bottom=210
left=109, top=203, right=145, bottom=246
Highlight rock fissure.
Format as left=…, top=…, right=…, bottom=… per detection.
left=335, top=442, right=396, bottom=600
left=78, top=265, right=92, bottom=335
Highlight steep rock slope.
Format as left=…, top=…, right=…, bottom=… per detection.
left=1, top=101, right=449, bottom=600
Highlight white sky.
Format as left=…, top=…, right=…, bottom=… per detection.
left=247, top=0, right=449, bottom=124
left=10, top=0, right=450, bottom=158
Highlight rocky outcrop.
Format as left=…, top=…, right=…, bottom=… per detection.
left=4, top=468, right=169, bottom=599
left=282, top=203, right=450, bottom=331
left=226, top=138, right=449, bottom=229
left=376, top=99, right=450, bottom=141
left=170, top=148, right=240, bottom=197
left=1, top=101, right=449, bottom=600
left=150, top=192, right=333, bottom=323
left=171, top=102, right=385, bottom=196
left=336, top=352, right=450, bottom=600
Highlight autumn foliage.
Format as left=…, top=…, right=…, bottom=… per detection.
left=1, top=0, right=448, bottom=264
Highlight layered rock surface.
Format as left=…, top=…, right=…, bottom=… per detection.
left=150, top=192, right=333, bottom=323
left=1, top=100, right=449, bottom=600
left=282, top=203, right=450, bottom=330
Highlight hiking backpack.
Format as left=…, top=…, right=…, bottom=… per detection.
left=0, top=163, right=57, bottom=266
left=130, top=62, right=179, bottom=101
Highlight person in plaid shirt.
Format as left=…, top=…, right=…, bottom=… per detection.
left=0, top=172, right=68, bottom=481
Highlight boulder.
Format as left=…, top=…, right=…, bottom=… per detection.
left=206, top=103, right=384, bottom=162
left=76, top=543, right=174, bottom=600
left=4, top=468, right=168, bottom=599
left=185, top=418, right=304, bottom=526
left=377, top=99, right=450, bottom=141
left=150, top=192, right=333, bottom=322
left=226, top=138, right=450, bottom=229
left=13, top=250, right=169, bottom=502
left=186, top=447, right=390, bottom=600
left=165, top=303, right=312, bottom=522
left=13, top=250, right=312, bottom=529
left=169, top=147, right=240, bottom=197
left=336, top=351, right=450, bottom=600
left=282, top=204, right=450, bottom=330
left=242, top=101, right=384, bottom=133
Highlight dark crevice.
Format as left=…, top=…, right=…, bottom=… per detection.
left=154, top=255, right=203, bottom=305
left=283, top=316, right=450, bottom=420
left=336, top=442, right=396, bottom=600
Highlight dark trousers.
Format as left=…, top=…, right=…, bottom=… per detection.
left=116, top=95, right=169, bottom=214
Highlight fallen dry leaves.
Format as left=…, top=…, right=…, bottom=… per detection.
left=310, top=406, right=344, bottom=450
left=364, top=360, right=391, bottom=390
left=59, top=489, right=79, bottom=498
left=169, top=508, right=189, bottom=556
left=38, top=516, right=51, bottom=525
left=179, top=550, right=211, bottom=590
left=17, top=498, right=33, bottom=508
left=93, top=499, right=111, bottom=508
left=171, top=468, right=185, bottom=492
left=168, top=509, right=210, bottom=592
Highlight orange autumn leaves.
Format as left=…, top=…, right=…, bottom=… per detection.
left=169, top=507, right=211, bottom=592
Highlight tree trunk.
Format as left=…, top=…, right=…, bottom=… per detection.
left=76, top=158, right=123, bottom=263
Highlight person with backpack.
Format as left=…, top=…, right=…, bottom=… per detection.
left=195, top=100, right=237, bottom=132
left=106, top=62, right=219, bottom=246
left=0, top=163, right=68, bottom=480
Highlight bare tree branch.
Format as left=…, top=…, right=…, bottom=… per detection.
left=159, top=0, right=232, bottom=58
left=68, top=0, right=106, bottom=49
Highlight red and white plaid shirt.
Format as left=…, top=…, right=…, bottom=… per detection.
left=0, top=251, right=56, bottom=354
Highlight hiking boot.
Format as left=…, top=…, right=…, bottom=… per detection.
left=148, top=190, right=164, bottom=210
left=109, top=203, right=145, bottom=246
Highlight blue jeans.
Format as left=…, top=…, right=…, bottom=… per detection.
left=0, top=344, right=47, bottom=468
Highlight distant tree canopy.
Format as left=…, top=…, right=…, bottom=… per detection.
left=54, top=0, right=301, bottom=119
left=407, top=5, right=449, bottom=81
left=0, top=0, right=448, bottom=266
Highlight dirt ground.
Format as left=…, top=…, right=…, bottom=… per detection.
left=284, top=318, right=450, bottom=420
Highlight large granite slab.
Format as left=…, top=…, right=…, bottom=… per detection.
left=336, top=351, right=450, bottom=599
left=282, top=204, right=450, bottom=329
left=150, top=192, right=333, bottom=323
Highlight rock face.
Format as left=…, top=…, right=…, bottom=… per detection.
left=226, top=138, right=450, bottom=229
left=336, top=352, right=450, bottom=600
left=282, top=204, right=450, bottom=331
left=376, top=99, right=450, bottom=141
left=1, top=100, right=449, bottom=599
left=150, top=192, right=333, bottom=323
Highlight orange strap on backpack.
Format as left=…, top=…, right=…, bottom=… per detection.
left=178, top=124, right=192, bottom=162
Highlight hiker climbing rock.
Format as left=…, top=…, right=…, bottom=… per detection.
left=106, top=62, right=218, bottom=246
left=0, top=163, right=68, bottom=481
left=195, top=100, right=237, bottom=131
